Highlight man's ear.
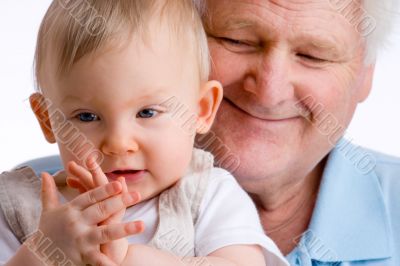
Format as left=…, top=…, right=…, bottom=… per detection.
left=196, top=80, right=223, bottom=134
left=29, top=93, right=56, bottom=143
left=358, top=63, right=375, bottom=103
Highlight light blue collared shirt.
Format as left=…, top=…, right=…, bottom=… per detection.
left=286, top=139, right=400, bottom=266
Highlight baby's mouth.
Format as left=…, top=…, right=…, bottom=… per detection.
left=106, top=169, right=147, bottom=182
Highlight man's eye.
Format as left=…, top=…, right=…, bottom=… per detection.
left=212, top=35, right=259, bottom=53
left=297, top=53, right=327, bottom=63
left=221, top=37, right=248, bottom=46
left=76, top=112, right=99, bottom=122
left=137, top=109, right=159, bottom=119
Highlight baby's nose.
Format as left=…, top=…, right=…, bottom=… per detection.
left=100, top=131, right=139, bottom=156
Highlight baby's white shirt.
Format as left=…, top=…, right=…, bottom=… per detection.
left=0, top=167, right=288, bottom=265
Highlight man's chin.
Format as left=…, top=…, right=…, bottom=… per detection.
left=204, top=136, right=287, bottom=179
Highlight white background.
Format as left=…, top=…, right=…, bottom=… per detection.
left=0, top=1, right=399, bottom=171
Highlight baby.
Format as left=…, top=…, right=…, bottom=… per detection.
left=0, top=0, right=288, bottom=265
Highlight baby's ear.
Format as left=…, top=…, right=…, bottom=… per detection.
left=196, top=80, right=223, bottom=134
left=29, top=93, right=56, bottom=143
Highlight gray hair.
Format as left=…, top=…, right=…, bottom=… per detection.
left=193, top=0, right=399, bottom=65
left=363, top=0, right=399, bottom=63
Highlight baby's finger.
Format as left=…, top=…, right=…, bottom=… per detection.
left=118, top=176, right=128, bottom=193
left=70, top=181, right=122, bottom=210
left=41, top=172, right=60, bottom=211
left=83, top=250, right=117, bottom=266
left=82, top=192, right=140, bottom=224
left=87, top=221, right=145, bottom=244
left=68, top=161, right=95, bottom=189
left=66, top=177, right=88, bottom=193
left=117, top=177, right=142, bottom=205
left=99, top=177, right=129, bottom=225
left=87, top=155, right=108, bottom=187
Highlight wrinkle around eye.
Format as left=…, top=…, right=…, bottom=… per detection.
left=210, top=35, right=261, bottom=53
left=294, top=52, right=339, bottom=69
left=297, top=53, right=327, bottom=63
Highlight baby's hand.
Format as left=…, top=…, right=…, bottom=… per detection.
left=67, top=157, right=136, bottom=224
left=35, top=172, right=142, bottom=265
left=66, top=156, right=144, bottom=264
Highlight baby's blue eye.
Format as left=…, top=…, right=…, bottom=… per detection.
left=137, top=109, right=158, bottom=119
left=77, top=112, right=99, bottom=122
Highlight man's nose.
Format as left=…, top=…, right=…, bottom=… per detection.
left=100, top=127, right=139, bottom=156
left=244, top=48, right=294, bottom=108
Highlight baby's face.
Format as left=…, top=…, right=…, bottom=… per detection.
left=46, top=30, right=203, bottom=201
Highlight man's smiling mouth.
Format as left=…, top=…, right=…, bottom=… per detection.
left=223, top=97, right=302, bottom=122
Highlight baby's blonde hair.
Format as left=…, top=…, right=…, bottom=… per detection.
left=35, top=0, right=210, bottom=91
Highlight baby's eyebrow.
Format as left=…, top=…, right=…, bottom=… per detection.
left=61, top=95, right=91, bottom=105
left=60, top=87, right=174, bottom=108
left=134, top=88, right=170, bottom=100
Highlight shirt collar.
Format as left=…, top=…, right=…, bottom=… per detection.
left=296, top=139, right=392, bottom=262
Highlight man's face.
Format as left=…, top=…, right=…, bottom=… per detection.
left=204, top=0, right=374, bottom=190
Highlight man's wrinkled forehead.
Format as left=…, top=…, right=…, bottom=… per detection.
left=206, top=0, right=364, bottom=51
left=209, top=0, right=362, bottom=30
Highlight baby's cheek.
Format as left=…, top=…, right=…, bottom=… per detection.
left=58, top=146, right=76, bottom=167
left=152, top=140, right=193, bottom=181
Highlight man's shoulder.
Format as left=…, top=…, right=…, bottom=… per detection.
left=363, top=148, right=400, bottom=182
left=361, top=148, right=400, bottom=209
left=361, top=150, right=400, bottom=265
left=367, top=148, right=400, bottom=165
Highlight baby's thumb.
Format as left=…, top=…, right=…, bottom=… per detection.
left=41, top=172, right=60, bottom=211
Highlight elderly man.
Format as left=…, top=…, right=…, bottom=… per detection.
left=4, top=0, right=399, bottom=265
left=194, top=0, right=400, bottom=265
